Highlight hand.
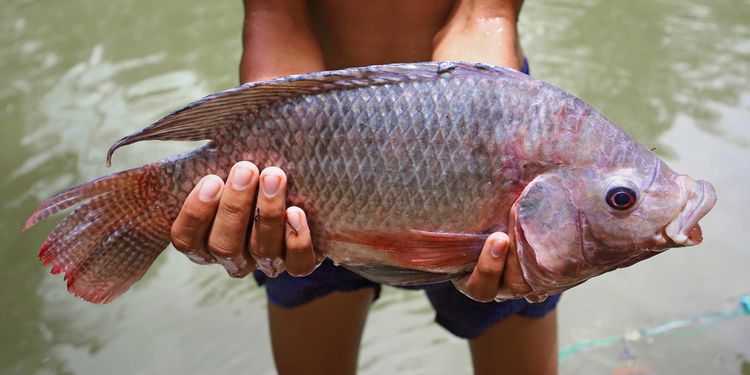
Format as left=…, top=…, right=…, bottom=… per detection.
left=452, top=231, right=533, bottom=303
left=169, top=161, right=319, bottom=278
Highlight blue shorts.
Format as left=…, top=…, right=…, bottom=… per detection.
left=254, top=259, right=560, bottom=339
left=253, top=59, right=561, bottom=339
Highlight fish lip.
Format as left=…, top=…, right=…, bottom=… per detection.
left=663, top=178, right=717, bottom=247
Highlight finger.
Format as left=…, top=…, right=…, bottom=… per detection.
left=463, top=232, right=510, bottom=302
left=207, top=161, right=259, bottom=277
left=249, top=166, right=287, bottom=276
left=170, top=175, right=223, bottom=264
left=502, top=247, right=533, bottom=296
left=504, top=208, right=533, bottom=296
left=284, top=207, right=316, bottom=276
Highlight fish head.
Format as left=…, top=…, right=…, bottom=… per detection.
left=510, top=160, right=717, bottom=294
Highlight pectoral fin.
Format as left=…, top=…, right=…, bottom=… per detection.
left=331, top=229, right=487, bottom=274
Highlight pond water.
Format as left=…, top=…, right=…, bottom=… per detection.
left=2, top=0, right=749, bottom=374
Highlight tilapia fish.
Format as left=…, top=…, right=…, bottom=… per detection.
left=25, top=62, right=717, bottom=303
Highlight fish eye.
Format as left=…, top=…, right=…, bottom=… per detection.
left=606, top=186, right=637, bottom=210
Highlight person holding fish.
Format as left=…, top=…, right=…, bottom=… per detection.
left=171, top=1, right=557, bottom=374
left=26, top=0, right=715, bottom=374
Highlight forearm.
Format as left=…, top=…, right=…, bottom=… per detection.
left=432, top=0, right=524, bottom=69
left=240, top=0, right=325, bottom=83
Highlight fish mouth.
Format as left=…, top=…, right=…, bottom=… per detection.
left=663, top=178, right=717, bottom=246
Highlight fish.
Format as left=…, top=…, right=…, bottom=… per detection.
left=24, top=62, right=717, bottom=303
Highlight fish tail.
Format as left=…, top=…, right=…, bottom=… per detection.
left=25, top=163, right=177, bottom=303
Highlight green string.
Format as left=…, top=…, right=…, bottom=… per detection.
left=558, top=294, right=750, bottom=362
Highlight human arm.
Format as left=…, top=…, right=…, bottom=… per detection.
left=433, top=0, right=525, bottom=70
left=239, top=0, right=324, bottom=82
left=433, top=0, right=534, bottom=301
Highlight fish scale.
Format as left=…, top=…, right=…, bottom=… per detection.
left=214, top=72, right=551, bottom=264
left=24, top=62, right=716, bottom=303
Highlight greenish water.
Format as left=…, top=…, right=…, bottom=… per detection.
left=2, top=0, right=749, bottom=374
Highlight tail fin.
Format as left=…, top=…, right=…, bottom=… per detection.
left=24, top=163, right=176, bottom=303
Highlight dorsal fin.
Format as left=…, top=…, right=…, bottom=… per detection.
left=106, top=62, right=515, bottom=165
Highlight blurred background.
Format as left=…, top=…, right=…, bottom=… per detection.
left=2, top=0, right=749, bottom=374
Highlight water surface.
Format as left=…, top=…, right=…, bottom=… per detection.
left=2, top=0, right=748, bottom=374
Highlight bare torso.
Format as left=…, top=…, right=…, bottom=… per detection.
left=308, top=0, right=456, bottom=68
left=241, top=0, right=522, bottom=82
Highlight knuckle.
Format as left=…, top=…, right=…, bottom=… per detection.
left=170, top=231, right=192, bottom=252
left=508, top=281, right=532, bottom=295
left=249, top=241, right=271, bottom=257
left=285, top=240, right=310, bottom=255
left=252, top=240, right=282, bottom=259
left=219, top=199, right=251, bottom=220
left=254, top=246, right=277, bottom=258
left=475, top=263, right=499, bottom=278
left=182, top=204, right=208, bottom=223
left=249, top=247, right=265, bottom=258
left=207, top=238, right=238, bottom=257
left=254, top=219, right=275, bottom=233
left=267, top=205, right=286, bottom=218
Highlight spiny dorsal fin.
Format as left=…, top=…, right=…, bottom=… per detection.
left=106, top=62, right=516, bottom=165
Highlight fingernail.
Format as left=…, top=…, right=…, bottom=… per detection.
left=490, top=240, right=505, bottom=258
left=231, top=163, right=254, bottom=191
left=262, top=175, right=281, bottom=198
left=198, top=176, right=222, bottom=202
left=287, top=210, right=301, bottom=232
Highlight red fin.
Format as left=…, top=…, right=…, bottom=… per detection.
left=26, top=164, right=175, bottom=303
left=331, top=229, right=487, bottom=272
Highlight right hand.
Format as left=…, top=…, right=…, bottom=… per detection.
left=451, top=231, right=534, bottom=303
left=169, top=161, right=319, bottom=278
